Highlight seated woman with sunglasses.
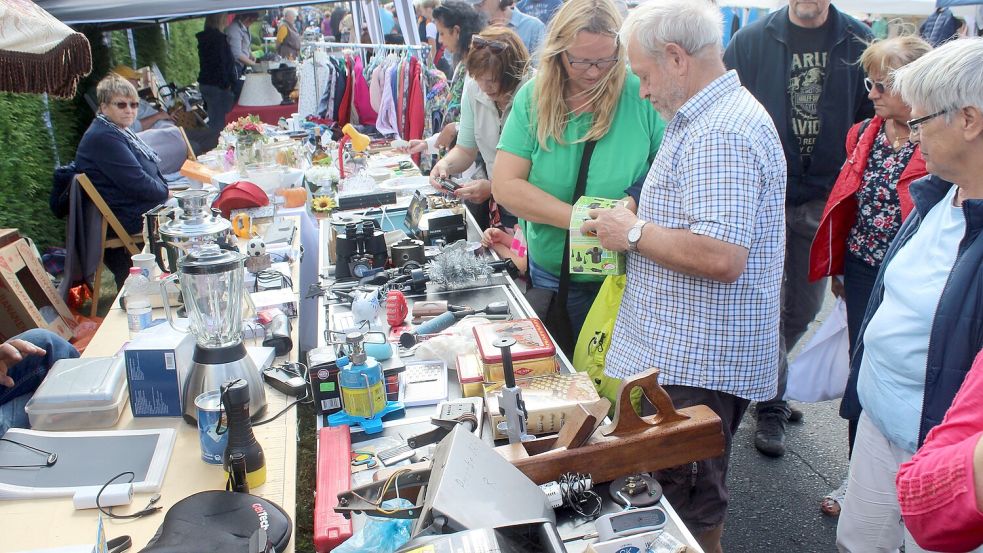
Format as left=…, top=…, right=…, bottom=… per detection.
left=805, top=35, right=932, bottom=518
left=493, top=0, right=664, bottom=345
left=429, top=27, right=532, bottom=231
left=75, top=73, right=168, bottom=290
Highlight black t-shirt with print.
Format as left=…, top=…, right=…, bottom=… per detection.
left=787, top=17, right=831, bottom=169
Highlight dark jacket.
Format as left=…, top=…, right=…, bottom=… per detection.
left=843, top=176, right=983, bottom=448
left=74, top=119, right=168, bottom=235
left=723, top=5, right=874, bottom=206
left=197, top=27, right=238, bottom=89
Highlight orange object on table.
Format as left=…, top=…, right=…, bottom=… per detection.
left=276, top=187, right=307, bottom=208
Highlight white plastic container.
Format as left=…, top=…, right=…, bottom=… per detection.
left=25, top=357, right=128, bottom=430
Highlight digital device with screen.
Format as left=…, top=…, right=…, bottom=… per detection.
left=595, top=505, right=668, bottom=542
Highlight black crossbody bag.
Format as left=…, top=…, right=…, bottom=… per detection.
left=525, top=140, right=597, bottom=358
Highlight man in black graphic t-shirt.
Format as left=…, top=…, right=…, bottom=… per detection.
left=788, top=19, right=831, bottom=167
left=724, top=1, right=873, bottom=459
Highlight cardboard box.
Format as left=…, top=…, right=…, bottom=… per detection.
left=570, top=196, right=626, bottom=276
left=455, top=353, right=485, bottom=398
left=250, top=288, right=298, bottom=318
left=124, top=325, right=194, bottom=417
left=0, top=232, right=75, bottom=341
left=484, top=372, right=600, bottom=440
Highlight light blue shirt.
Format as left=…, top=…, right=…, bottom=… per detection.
left=606, top=71, right=787, bottom=401
left=509, top=8, right=545, bottom=61
left=379, top=7, right=395, bottom=35
left=857, top=184, right=966, bottom=453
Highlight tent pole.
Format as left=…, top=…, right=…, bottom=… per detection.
left=126, top=28, right=137, bottom=68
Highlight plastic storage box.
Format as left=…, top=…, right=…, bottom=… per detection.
left=25, top=357, right=128, bottom=430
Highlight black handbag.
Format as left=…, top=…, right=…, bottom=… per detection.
left=525, top=140, right=597, bottom=358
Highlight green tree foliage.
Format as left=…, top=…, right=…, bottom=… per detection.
left=0, top=94, right=78, bottom=250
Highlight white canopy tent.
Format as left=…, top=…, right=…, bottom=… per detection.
left=33, top=0, right=344, bottom=26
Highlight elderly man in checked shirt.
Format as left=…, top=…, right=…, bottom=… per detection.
left=582, top=2, right=786, bottom=551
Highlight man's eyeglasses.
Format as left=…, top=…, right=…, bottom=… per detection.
left=471, top=35, right=507, bottom=53
left=863, top=77, right=888, bottom=94
left=564, top=52, right=620, bottom=72
left=112, top=101, right=140, bottom=110
left=907, top=109, right=949, bottom=134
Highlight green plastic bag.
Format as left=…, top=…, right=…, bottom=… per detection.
left=572, top=275, right=642, bottom=417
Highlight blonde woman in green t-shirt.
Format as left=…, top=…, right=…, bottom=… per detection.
left=493, top=0, right=665, bottom=344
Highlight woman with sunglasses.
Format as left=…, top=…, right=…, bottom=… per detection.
left=429, top=27, right=532, bottom=231
left=493, top=0, right=665, bottom=348
left=75, top=73, right=168, bottom=290
left=805, top=35, right=932, bottom=518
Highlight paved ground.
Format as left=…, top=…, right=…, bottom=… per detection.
left=723, top=292, right=848, bottom=552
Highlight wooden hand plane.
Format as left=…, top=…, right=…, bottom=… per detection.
left=495, top=368, right=725, bottom=484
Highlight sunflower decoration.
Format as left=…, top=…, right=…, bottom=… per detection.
left=310, top=195, right=337, bottom=213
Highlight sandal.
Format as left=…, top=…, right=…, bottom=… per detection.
left=821, top=478, right=848, bottom=517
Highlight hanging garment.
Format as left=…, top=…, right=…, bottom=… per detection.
left=337, top=55, right=354, bottom=126
left=369, top=65, right=385, bottom=113
left=376, top=60, right=400, bottom=137
left=352, top=56, right=379, bottom=125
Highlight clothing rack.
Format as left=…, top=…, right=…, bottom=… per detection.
left=303, top=40, right=429, bottom=55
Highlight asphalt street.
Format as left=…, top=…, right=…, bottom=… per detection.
left=722, top=292, right=848, bottom=552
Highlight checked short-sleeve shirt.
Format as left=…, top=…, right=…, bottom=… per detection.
left=605, top=70, right=786, bottom=401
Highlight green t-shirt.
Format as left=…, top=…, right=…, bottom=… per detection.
left=497, top=72, right=666, bottom=279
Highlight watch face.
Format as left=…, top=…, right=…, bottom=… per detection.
left=628, top=226, right=641, bottom=244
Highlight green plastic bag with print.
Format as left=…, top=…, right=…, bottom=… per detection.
left=572, top=275, right=642, bottom=418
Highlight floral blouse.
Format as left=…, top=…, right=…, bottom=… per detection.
left=847, top=127, right=916, bottom=267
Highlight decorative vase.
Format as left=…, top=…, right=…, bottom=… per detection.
left=236, top=135, right=262, bottom=176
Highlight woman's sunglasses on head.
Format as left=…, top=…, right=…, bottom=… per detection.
left=471, top=35, right=507, bottom=53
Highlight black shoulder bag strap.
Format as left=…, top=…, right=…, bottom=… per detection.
left=557, top=140, right=598, bottom=311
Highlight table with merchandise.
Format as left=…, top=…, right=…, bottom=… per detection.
left=0, top=220, right=302, bottom=553
left=310, top=194, right=710, bottom=553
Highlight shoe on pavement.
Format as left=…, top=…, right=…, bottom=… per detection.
left=755, top=411, right=787, bottom=457
left=788, top=405, right=804, bottom=423
left=820, top=477, right=848, bottom=517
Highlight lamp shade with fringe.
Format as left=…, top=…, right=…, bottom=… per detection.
left=0, top=0, right=92, bottom=98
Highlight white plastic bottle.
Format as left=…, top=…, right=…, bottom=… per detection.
left=124, top=267, right=152, bottom=338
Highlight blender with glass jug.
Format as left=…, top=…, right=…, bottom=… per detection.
left=161, top=243, right=267, bottom=423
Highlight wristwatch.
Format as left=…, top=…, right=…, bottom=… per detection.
left=627, top=220, right=649, bottom=252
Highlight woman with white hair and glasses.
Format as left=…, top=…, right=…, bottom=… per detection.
left=808, top=34, right=932, bottom=518
left=492, top=0, right=665, bottom=352
left=836, top=37, right=983, bottom=552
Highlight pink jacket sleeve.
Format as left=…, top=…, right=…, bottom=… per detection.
left=897, top=349, right=983, bottom=552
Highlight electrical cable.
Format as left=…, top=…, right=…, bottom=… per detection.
left=558, top=472, right=602, bottom=519
left=349, top=468, right=413, bottom=514
left=96, top=471, right=162, bottom=520
left=253, top=362, right=314, bottom=427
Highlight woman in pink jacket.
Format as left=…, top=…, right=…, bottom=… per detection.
left=897, top=348, right=983, bottom=552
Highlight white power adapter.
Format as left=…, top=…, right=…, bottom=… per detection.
left=73, top=483, right=133, bottom=510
